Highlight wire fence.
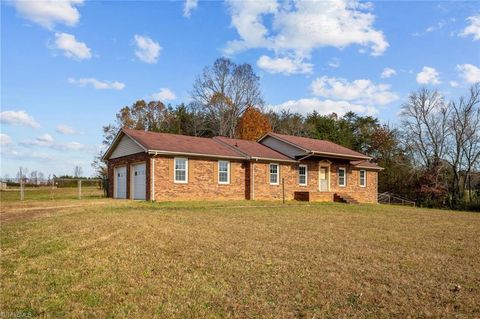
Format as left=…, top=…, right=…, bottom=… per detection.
left=0, top=178, right=107, bottom=201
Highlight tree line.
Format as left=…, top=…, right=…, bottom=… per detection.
left=95, top=58, right=480, bottom=210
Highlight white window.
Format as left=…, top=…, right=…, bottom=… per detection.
left=338, top=167, right=346, bottom=187
left=174, top=157, right=188, bottom=183
left=269, top=163, right=279, bottom=185
left=359, top=169, right=366, bottom=187
left=218, top=160, right=230, bottom=184
left=298, top=164, right=308, bottom=186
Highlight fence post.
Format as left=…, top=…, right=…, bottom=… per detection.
left=78, top=180, right=82, bottom=200
left=282, top=178, right=285, bottom=204
left=20, top=167, right=24, bottom=201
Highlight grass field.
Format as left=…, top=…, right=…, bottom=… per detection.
left=1, top=199, right=479, bottom=318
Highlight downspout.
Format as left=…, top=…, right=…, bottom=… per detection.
left=252, top=161, right=255, bottom=200
left=151, top=153, right=156, bottom=202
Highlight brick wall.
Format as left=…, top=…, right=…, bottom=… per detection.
left=151, top=155, right=247, bottom=201
left=251, top=160, right=378, bottom=203
left=107, top=153, right=378, bottom=203
left=107, top=152, right=151, bottom=200
left=251, top=160, right=320, bottom=201
left=328, top=162, right=378, bottom=203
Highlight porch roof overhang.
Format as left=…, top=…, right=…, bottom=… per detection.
left=295, top=151, right=371, bottom=161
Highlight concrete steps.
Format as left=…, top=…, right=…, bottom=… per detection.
left=334, top=193, right=359, bottom=204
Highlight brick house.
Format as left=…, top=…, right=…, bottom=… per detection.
left=103, top=128, right=382, bottom=203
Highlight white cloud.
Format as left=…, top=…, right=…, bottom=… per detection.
left=183, top=0, right=198, bottom=18
left=416, top=66, right=441, bottom=85
left=68, top=77, right=125, bottom=90
left=152, top=88, right=177, bottom=101
left=381, top=67, right=396, bottom=78
left=426, top=20, right=446, bottom=33
left=20, top=133, right=54, bottom=147
left=310, top=76, right=399, bottom=105
left=53, top=32, right=91, bottom=60
left=450, top=81, right=459, bottom=88
left=257, top=55, right=313, bottom=75
left=12, top=0, right=83, bottom=29
left=60, top=141, right=85, bottom=151
left=225, top=0, right=388, bottom=59
left=459, top=15, right=480, bottom=41
left=328, top=58, right=341, bottom=68
left=56, top=124, right=76, bottom=135
left=37, top=133, right=54, bottom=144
left=457, top=64, right=480, bottom=84
left=134, top=35, right=161, bottom=64
left=0, top=133, right=13, bottom=146
left=20, top=133, right=86, bottom=151
left=0, top=110, right=40, bottom=128
left=270, top=98, right=378, bottom=116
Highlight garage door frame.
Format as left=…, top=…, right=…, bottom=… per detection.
left=114, top=165, right=127, bottom=199
left=130, top=161, right=146, bottom=200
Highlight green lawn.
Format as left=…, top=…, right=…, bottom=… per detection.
left=1, top=200, right=479, bottom=318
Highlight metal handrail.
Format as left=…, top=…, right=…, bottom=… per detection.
left=378, top=192, right=416, bottom=207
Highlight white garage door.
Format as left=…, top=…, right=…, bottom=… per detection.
left=132, top=163, right=146, bottom=200
left=115, top=166, right=127, bottom=199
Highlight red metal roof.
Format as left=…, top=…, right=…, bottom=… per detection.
left=265, top=132, right=370, bottom=159
left=214, top=136, right=293, bottom=161
left=122, top=128, right=245, bottom=158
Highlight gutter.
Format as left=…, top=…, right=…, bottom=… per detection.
left=353, top=165, right=384, bottom=170
left=297, top=152, right=314, bottom=161
left=309, top=150, right=371, bottom=160
left=147, top=150, right=246, bottom=160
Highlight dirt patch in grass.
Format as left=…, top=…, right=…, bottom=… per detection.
left=1, top=201, right=479, bottom=318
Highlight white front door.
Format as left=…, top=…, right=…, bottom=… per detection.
left=132, top=163, right=146, bottom=200
left=319, top=167, right=329, bottom=191
left=115, top=166, right=127, bottom=199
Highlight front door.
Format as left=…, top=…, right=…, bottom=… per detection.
left=319, top=167, right=329, bottom=191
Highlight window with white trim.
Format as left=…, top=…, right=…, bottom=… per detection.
left=174, top=158, right=188, bottom=183
left=218, top=160, right=230, bottom=184
left=269, top=163, right=279, bottom=185
left=359, top=169, right=366, bottom=187
left=298, top=164, right=307, bottom=186
left=338, top=167, right=346, bottom=187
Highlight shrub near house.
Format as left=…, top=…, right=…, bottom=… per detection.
left=103, top=129, right=382, bottom=203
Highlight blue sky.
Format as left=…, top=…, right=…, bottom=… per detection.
left=1, top=0, right=479, bottom=177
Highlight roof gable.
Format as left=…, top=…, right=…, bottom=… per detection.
left=110, top=134, right=145, bottom=159
left=260, top=132, right=370, bottom=160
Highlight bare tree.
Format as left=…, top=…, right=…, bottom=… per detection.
left=400, top=88, right=450, bottom=201
left=449, top=84, right=480, bottom=203
left=183, top=102, right=207, bottom=137
left=17, top=167, right=28, bottom=183
left=401, top=88, right=449, bottom=169
left=191, top=58, right=263, bottom=137
left=37, top=172, right=45, bottom=184
left=74, top=166, right=83, bottom=178
left=29, top=171, right=39, bottom=185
